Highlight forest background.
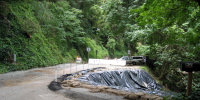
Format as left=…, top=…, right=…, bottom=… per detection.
left=0, top=0, right=200, bottom=98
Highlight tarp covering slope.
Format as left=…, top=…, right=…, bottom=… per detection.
left=78, top=69, right=174, bottom=96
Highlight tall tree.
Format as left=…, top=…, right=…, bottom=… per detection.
left=129, top=0, right=200, bottom=91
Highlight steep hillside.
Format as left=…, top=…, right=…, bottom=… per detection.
left=1, top=0, right=200, bottom=97
left=0, top=0, right=109, bottom=73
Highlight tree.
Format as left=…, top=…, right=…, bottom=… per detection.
left=129, top=0, right=200, bottom=91
left=106, top=38, right=116, bottom=58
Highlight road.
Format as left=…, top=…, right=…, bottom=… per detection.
left=0, top=63, right=73, bottom=100
left=0, top=63, right=137, bottom=100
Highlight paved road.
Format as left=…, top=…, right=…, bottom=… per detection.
left=0, top=63, right=94, bottom=100
left=0, top=63, right=136, bottom=100
left=0, top=63, right=73, bottom=100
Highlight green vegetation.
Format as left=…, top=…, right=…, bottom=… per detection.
left=0, top=0, right=111, bottom=73
left=129, top=0, right=200, bottom=99
left=1, top=0, right=200, bottom=98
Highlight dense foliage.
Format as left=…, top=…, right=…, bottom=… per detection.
left=1, top=0, right=200, bottom=98
left=0, top=0, right=110, bottom=73
left=127, top=0, right=200, bottom=98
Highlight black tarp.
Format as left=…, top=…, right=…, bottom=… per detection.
left=78, top=69, right=175, bottom=97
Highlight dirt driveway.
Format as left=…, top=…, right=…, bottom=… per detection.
left=0, top=63, right=136, bottom=100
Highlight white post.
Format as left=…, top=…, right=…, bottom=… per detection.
left=14, top=54, right=16, bottom=63
left=76, top=63, right=77, bottom=72
left=83, top=61, right=84, bottom=70
left=58, top=65, right=61, bottom=77
left=55, top=69, right=57, bottom=82
left=88, top=64, right=89, bottom=69
left=63, top=65, right=65, bottom=75
left=70, top=62, right=71, bottom=74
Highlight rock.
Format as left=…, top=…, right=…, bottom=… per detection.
left=48, top=81, right=62, bottom=91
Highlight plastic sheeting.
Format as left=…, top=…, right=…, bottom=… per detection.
left=78, top=69, right=175, bottom=97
